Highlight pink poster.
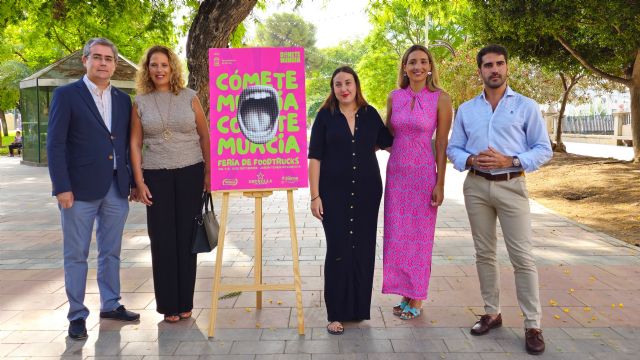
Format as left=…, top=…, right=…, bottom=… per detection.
left=209, top=47, right=308, bottom=191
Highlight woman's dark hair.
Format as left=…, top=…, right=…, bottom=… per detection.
left=476, top=44, right=509, bottom=68
left=320, top=66, right=368, bottom=113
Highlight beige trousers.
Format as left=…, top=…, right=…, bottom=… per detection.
left=463, top=172, right=541, bottom=329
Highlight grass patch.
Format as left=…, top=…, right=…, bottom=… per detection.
left=0, top=135, right=17, bottom=156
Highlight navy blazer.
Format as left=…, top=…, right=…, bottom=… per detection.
left=47, top=79, right=132, bottom=201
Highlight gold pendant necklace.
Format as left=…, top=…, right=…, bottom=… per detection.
left=153, top=92, right=173, bottom=141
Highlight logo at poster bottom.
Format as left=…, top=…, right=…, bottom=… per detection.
left=248, top=172, right=272, bottom=186
left=222, top=178, right=238, bottom=186
left=281, top=176, right=299, bottom=184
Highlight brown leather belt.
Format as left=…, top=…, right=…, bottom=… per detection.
left=471, top=169, right=524, bottom=181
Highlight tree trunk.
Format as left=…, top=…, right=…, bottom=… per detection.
left=186, top=0, right=258, bottom=117
left=554, top=74, right=568, bottom=153
left=0, top=109, right=8, bottom=137
left=631, top=84, right=640, bottom=163
left=554, top=73, right=582, bottom=153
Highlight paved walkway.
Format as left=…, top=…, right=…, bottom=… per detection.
left=1, top=154, right=639, bottom=359
left=563, top=142, right=634, bottom=162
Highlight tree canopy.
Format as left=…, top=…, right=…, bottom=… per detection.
left=358, top=0, right=468, bottom=109
left=465, top=0, right=640, bottom=162
left=254, top=12, right=321, bottom=70
left=0, top=0, right=178, bottom=68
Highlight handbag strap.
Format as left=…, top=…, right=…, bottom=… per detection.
left=202, top=191, right=215, bottom=215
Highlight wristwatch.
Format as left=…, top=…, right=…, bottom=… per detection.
left=512, top=156, right=521, bottom=167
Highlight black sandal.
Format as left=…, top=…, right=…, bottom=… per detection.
left=326, top=321, right=344, bottom=335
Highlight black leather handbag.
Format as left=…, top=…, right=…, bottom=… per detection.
left=191, top=192, right=219, bottom=253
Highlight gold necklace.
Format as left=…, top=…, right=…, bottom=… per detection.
left=153, top=91, right=173, bottom=140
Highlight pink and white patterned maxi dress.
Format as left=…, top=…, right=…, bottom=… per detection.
left=383, top=87, right=441, bottom=300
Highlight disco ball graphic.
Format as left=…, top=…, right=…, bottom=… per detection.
left=237, top=85, right=281, bottom=144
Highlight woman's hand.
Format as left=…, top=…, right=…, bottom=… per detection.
left=129, top=188, right=139, bottom=202
left=310, top=197, right=324, bottom=221
left=135, top=181, right=153, bottom=206
left=204, top=170, right=211, bottom=192
left=431, top=183, right=444, bottom=207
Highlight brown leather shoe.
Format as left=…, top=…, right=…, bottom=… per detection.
left=470, top=313, right=502, bottom=335
left=525, top=328, right=545, bottom=355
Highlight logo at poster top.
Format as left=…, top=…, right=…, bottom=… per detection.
left=248, top=172, right=272, bottom=185
left=280, top=51, right=301, bottom=63
left=213, top=56, right=220, bottom=67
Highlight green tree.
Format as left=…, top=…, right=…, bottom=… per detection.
left=253, top=12, right=321, bottom=70
left=0, top=0, right=179, bottom=137
left=466, top=0, right=640, bottom=162
left=439, top=41, right=562, bottom=107
left=0, top=0, right=178, bottom=67
left=185, top=0, right=276, bottom=113
left=0, top=61, right=29, bottom=137
left=306, top=40, right=367, bottom=124
left=359, top=0, right=468, bottom=109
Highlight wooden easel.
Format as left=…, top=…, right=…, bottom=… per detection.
left=207, top=189, right=305, bottom=337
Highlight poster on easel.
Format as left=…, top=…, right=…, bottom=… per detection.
left=208, top=47, right=308, bottom=191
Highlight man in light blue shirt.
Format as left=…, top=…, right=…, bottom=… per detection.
left=447, top=45, right=552, bottom=355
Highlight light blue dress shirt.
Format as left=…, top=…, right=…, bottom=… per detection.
left=447, top=86, right=552, bottom=174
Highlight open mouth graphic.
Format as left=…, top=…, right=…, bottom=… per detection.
left=237, top=85, right=281, bottom=144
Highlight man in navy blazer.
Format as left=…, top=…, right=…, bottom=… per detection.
left=47, top=38, right=140, bottom=340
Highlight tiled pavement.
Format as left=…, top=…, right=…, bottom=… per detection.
left=1, top=153, right=639, bottom=359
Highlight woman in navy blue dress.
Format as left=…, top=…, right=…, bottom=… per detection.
left=308, top=66, right=393, bottom=335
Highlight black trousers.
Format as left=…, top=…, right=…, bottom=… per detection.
left=8, top=143, right=22, bottom=155
left=144, top=162, right=204, bottom=315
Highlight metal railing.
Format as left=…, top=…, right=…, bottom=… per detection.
left=561, top=115, right=614, bottom=135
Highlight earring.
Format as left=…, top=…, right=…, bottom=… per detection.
left=403, top=72, right=408, bottom=78
left=427, top=71, right=432, bottom=76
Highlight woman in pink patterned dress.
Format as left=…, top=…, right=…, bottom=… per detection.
left=383, top=45, right=453, bottom=320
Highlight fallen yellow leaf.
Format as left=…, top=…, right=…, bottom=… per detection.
left=619, top=303, right=624, bottom=308
left=563, top=308, right=570, bottom=313
left=255, top=323, right=261, bottom=328
left=611, top=304, right=616, bottom=308
left=554, top=315, right=561, bottom=319
left=277, top=300, right=283, bottom=305
left=245, top=308, right=252, bottom=312
left=583, top=307, right=591, bottom=312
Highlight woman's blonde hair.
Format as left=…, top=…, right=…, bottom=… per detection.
left=136, top=45, right=185, bottom=95
left=397, top=44, right=441, bottom=91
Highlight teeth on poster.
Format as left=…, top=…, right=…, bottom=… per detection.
left=209, top=47, right=309, bottom=191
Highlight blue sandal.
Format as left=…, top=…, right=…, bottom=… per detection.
left=400, top=306, right=421, bottom=320
left=393, top=301, right=409, bottom=317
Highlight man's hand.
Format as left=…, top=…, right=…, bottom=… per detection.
left=476, top=146, right=512, bottom=170
left=56, top=191, right=74, bottom=209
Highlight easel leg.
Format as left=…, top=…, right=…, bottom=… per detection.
left=208, top=192, right=230, bottom=338
left=287, top=190, right=305, bottom=334
left=255, top=196, right=263, bottom=309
